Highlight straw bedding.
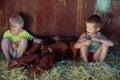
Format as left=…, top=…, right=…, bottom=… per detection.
left=0, top=52, right=119, bottom=80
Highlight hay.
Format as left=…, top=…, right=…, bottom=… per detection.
left=0, top=52, right=120, bottom=80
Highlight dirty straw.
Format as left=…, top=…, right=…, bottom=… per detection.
left=0, top=53, right=120, bottom=80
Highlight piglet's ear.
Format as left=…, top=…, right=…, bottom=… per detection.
left=13, top=61, right=18, bottom=65
left=41, top=45, right=44, bottom=50
left=47, top=47, right=53, bottom=53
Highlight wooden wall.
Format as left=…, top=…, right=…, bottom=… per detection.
left=0, top=0, right=120, bottom=49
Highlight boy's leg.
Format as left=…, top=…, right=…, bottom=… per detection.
left=93, top=44, right=109, bottom=62
left=80, top=46, right=89, bottom=64
left=1, top=38, right=13, bottom=61
left=17, top=38, right=28, bottom=57
left=99, top=44, right=109, bottom=62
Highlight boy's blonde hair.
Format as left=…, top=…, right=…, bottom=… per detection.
left=9, top=14, right=24, bottom=27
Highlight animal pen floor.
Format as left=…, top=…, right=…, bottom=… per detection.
left=0, top=51, right=120, bottom=80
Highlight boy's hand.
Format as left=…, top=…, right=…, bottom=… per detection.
left=92, top=38, right=100, bottom=42
left=11, top=42, right=18, bottom=49
left=85, top=40, right=92, bottom=46
left=33, top=38, right=42, bottom=44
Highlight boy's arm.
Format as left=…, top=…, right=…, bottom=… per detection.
left=74, top=33, right=91, bottom=48
left=76, top=33, right=87, bottom=42
left=92, top=34, right=114, bottom=47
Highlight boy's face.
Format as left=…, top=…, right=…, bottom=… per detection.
left=86, top=22, right=100, bottom=35
left=10, top=24, right=23, bottom=35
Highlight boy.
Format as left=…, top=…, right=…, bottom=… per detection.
left=1, top=14, right=42, bottom=61
left=74, top=15, right=114, bottom=64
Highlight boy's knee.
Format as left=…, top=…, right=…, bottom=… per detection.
left=101, top=44, right=109, bottom=49
left=2, top=38, right=10, bottom=43
left=3, top=38, right=10, bottom=41
left=20, top=38, right=28, bottom=43
left=80, top=45, right=88, bottom=49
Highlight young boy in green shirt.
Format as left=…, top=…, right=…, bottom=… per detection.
left=1, top=14, right=42, bottom=61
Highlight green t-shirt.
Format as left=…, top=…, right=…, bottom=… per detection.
left=3, top=29, right=33, bottom=44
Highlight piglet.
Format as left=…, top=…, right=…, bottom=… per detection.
left=23, top=42, right=44, bottom=56
left=41, top=41, right=69, bottom=60
left=68, top=41, right=79, bottom=59
left=30, top=53, right=55, bottom=76
left=51, top=35, right=78, bottom=42
left=8, top=54, right=40, bottom=70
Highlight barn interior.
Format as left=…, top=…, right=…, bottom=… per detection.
left=0, top=0, right=120, bottom=79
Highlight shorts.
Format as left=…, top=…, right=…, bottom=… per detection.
left=88, top=52, right=94, bottom=62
